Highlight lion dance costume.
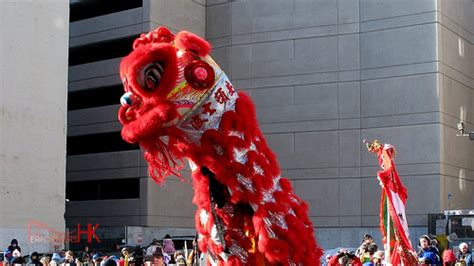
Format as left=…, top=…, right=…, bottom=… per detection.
left=118, top=27, right=322, bottom=265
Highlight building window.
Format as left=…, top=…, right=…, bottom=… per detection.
left=67, top=132, right=139, bottom=155
left=68, top=85, right=124, bottom=111
left=70, top=0, right=143, bottom=22
left=66, top=178, right=140, bottom=201
left=69, top=35, right=138, bottom=66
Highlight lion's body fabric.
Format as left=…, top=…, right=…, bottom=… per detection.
left=118, top=27, right=322, bottom=265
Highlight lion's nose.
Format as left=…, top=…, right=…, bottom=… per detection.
left=120, top=92, right=138, bottom=107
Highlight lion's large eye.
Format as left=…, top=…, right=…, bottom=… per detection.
left=143, top=62, right=164, bottom=91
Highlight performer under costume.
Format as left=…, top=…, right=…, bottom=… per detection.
left=117, top=27, right=323, bottom=265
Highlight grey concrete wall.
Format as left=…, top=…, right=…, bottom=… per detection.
left=70, top=7, right=144, bottom=47
left=139, top=177, right=195, bottom=228
left=126, top=226, right=196, bottom=246
left=0, top=0, right=69, bottom=255
left=437, top=0, right=474, bottom=210
left=66, top=199, right=140, bottom=226
left=206, top=0, right=445, bottom=249
left=67, top=150, right=142, bottom=181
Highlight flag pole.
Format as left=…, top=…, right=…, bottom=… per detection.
left=385, top=197, right=391, bottom=266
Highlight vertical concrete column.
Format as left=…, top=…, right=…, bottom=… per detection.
left=0, top=0, right=69, bottom=254
left=437, top=0, right=474, bottom=210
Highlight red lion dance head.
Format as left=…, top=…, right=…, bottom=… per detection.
left=118, top=27, right=322, bottom=265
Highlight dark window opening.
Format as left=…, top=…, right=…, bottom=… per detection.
left=68, top=85, right=124, bottom=111
left=69, top=35, right=138, bottom=66
left=67, top=132, right=139, bottom=155
left=66, top=178, right=140, bottom=201
left=70, top=0, right=143, bottom=22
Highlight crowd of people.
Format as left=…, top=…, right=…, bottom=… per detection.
left=2, top=235, right=199, bottom=266
left=3, top=234, right=473, bottom=265
left=325, top=234, right=473, bottom=266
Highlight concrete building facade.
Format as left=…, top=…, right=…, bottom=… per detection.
left=0, top=0, right=69, bottom=255
left=65, top=0, right=474, bottom=250
left=206, top=0, right=474, bottom=248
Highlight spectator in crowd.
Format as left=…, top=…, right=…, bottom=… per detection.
left=372, top=250, right=384, bottom=265
left=81, top=246, right=90, bottom=262
left=10, top=248, right=26, bottom=265
left=146, top=239, right=161, bottom=256
left=457, top=242, right=473, bottom=265
left=133, top=246, right=144, bottom=266
left=162, top=251, right=171, bottom=265
left=102, top=257, right=117, bottom=266
left=162, top=234, right=176, bottom=255
left=328, top=249, right=362, bottom=266
left=65, top=250, right=76, bottom=266
left=359, top=243, right=378, bottom=265
left=75, top=257, right=84, bottom=266
left=429, top=235, right=442, bottom=254
left=5, top=239, right=21, bottom=263
left=417, top=235, right=440, bottom=265
left=152, top=249, right=165, bottom=266
left=176, top=257, right=186, bottom=265
left=355, top=234, right=374, bottom=257
left=30, top=251, right=42, bottom=265
left=442, top=249, right=457, bottom=266
left=92, top=252, right=104, bottom=266
left=8, top=239, right=21, bottom=253
left=119, top=247, right=131, bottom=266
left=174, top=250, right=186, bottom=265
left=52, top=251, right=65, bottom=265
left=40, top=255, right=50, bottom=266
